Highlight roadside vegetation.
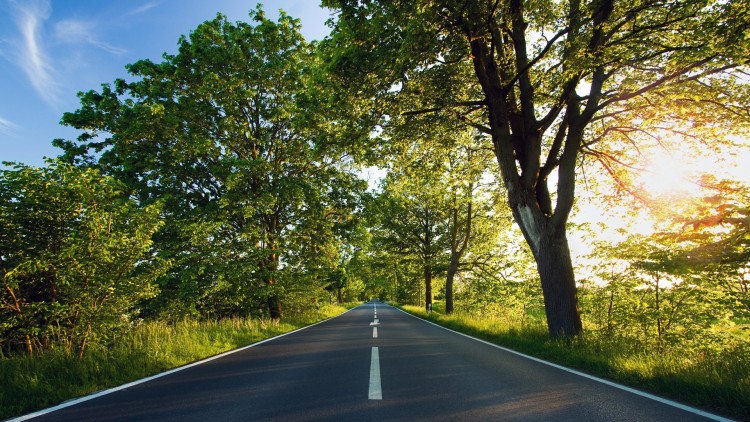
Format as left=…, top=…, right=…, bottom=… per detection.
left=401, top=303, right=749, bottom=421
left=0, top=304, right=352, bottom=419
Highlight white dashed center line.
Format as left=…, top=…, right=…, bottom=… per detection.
left=369, top=347, right=382, bottom=400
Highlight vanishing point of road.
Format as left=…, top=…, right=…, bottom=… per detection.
left=14, top=301, right=732, bottom=421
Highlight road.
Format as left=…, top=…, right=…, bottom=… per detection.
left=17, top=302, right=730, bottom=421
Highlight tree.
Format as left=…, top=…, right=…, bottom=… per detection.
left=664, top=178, right=750, bottom=319
left=455, top=221, right=543, bottom=323
left=0, top=161, right=165, bottom=357
left=442, top=141, right=502, bottom=314
left=584, top=229, right=727, bottom=347
left=55, top=7, right=366, bottom=320
left=325, top=267, right=349, bottom=303
left=345, top=248, right=402, bottom=302
left=578, top=176, right=750, bottom=346
left=368, top=84, right=502, bottom=312
left=322, top=0, right=750, bottom=337
left=373, top=173, right=449, bottom=310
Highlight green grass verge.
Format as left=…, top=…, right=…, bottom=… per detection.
left=0, top=303, right=355, bottom=420
left=401, top=304, right=749, bottom=421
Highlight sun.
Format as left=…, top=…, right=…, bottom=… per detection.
left=637, top=153, right=703, bottom=199
left=635, top=134, right=750, bottom=201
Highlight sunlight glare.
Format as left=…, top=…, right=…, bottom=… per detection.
left=638, top=153, right=701, bottom=198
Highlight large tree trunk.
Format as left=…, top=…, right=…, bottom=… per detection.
left=535, top=229, right=582, bottom=337
left=466, top=44, right=585, bottom=337
left=510, top=200, right=583, bottom=337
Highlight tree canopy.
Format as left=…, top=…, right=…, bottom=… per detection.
left=322, top=0, right=750, bottom=336
left=2, top=2, right=749, bottom=365
left=55, top=7, right=366, bottom=321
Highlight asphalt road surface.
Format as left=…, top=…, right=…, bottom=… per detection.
left=16, top=301, right=731, bottom=421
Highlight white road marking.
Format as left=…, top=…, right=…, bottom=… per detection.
left=396, top=308, right=733, bottom=422
left=373, top=327, right=378, bottom=338
left=369, top=347, right=382, bottom=400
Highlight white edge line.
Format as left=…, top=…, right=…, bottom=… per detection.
left=10, top=307, right=359, bottom=422
left=394, top=307, right=734, bottom=422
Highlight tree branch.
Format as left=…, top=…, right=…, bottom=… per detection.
left=401, top=100, right=486, bottom=116
left=599, top=58, right=714, bottom=109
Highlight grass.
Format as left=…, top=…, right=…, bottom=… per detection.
left=401, top=304, right=750, bottom=421
left=0, top=303, right=354, bottom=420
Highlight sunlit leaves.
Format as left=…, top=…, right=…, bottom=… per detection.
left=0, top=161, right=166, bottom=356
left=582, top=177, right=750, bottom=345
left=56, top=7, right=366, bottom=319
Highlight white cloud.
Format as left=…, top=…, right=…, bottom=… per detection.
left=8, top=0, right=62, bottom=108
left=126, top=2, right=160, bottom=17
left=0, top=115, right=18, bottom=135
left=53, top=19, right=125, bottom=55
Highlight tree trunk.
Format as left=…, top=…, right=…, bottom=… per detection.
left=445, top=194, right=471, bottom=315
left=607, top=290, right=614, bottom=332
left=655, top=272, right=661, bottom=340
left=268, top=295, right=282, bottom=321
left=424, top=265, right=432, bottom=312
left=459, top=0, right=599, bottom=338
left=24, top=335, right=33, bottom=356
left=535, top=229, right=582, bottom=337
left=78, top=324, right=91, bottom=359
left=445, top=257, right=459, bottom=314
left=265, top=250, right=282, bottom=320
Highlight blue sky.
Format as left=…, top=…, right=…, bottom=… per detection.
left=0, top=1, right=333, bottom=166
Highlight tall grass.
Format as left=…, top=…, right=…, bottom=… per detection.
left=0, top=304, right=353, bottom=420
left=402, top=304, right=750, bottom=421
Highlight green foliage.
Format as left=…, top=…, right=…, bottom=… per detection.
left=325, top=267, right=348, bottom=303
left=370, top=173, right=449, bottom=308
left=583, top=237, right=719, bottom=346
left=676, top=180, right=750, bottom=318
left=361, top=122, right=512, bottom=311
left=344, top=249, right=399, bottom=302
left=0, top=161, right=166, bottom=357
left=580, top=179, right=750, bottom=347
left=323, top=0, right=750, bottom=337
left=55, top=7, right=367, bottom=320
